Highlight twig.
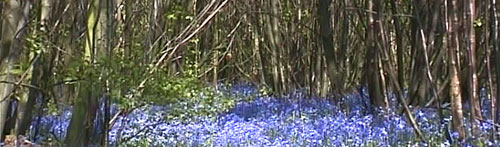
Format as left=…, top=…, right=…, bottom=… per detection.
left=0, top=80, right=44, bottom=91
left=133, top=0, right=231, bottom=100
left=476, top=117, right=500, bottom=128
left=1, top=54, right=41, bottom=102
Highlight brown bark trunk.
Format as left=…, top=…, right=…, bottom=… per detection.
left=466, top=0, right=482, bottom=138
left=365, top=0, right=387, bottom=110
left=447, top=0, right=466, bottom=141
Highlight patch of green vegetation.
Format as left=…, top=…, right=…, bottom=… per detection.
left=102, top=45, right=236, bottom=123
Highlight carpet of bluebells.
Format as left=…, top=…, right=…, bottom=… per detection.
left=25, top=84, right=500, bottom=146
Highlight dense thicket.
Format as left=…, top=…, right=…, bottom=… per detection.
left=0, top=0, right=498, bottom=145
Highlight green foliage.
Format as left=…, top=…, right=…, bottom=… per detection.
left=103, top=43, right=235, bottom=123
left=164, top=4, right=190, bottom=21
left=474, top=18, right=483, bottom=28
left=141, top=63, right=235, bottom=122
left=25, top=32, right=45, bottom=54
left=259, top=86, right=272, bottom=97
left=8, top=30, right=46, bottom=77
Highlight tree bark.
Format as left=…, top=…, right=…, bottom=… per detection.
left=491, top=0, right=500, bottom=139
left=65, top=0, right=104, bottom=145
left=390, top=0, right=406, bottom=90
left=365, top=0, right=387, bottom=110
left=14, top=0, right=52, bottom=136
left=466, top=0, right=482, bottom=138
left=447, top=0, right=466, bottom=141
left=317, top=0, right=340, bottom=98
left=0, top=0, right=30, bottom=140
left=264, top=0, right=283, bottom=94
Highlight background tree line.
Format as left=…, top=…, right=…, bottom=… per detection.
left=0, top=0, right=497, bottom=145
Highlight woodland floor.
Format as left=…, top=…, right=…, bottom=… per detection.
left=22, top=84, right=500, bottom=146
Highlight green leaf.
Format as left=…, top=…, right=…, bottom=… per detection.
left=474, top=18, right=483, bottom=28
left=166, top=14, right=176, bottom=20
left=9, top=69, right=23, bottom=75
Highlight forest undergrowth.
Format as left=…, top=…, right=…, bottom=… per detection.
left=24, top=84, right=499, bottom=146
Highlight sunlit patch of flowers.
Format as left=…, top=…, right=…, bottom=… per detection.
left=28, top=84, right=499, bottom=146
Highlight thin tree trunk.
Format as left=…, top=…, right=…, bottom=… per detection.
left=251, top=3, right=271, bottom=89
left=0, top=0, right=30, bottom=140
left=317, top=0, right=340, bottom=98
left=447, top=0, right=466, bottom=141
left=267, top=0, right=282, bottom=95
left=408, top=0, right=431, bottom=106
left=101, top=0, right=115, bottom=145
left=213, top=19, right=219, bottom=88
left=490, top=0, right=500, bottom=139
left=14, top=0, right=52, bottom=136
left=65, top=0, right=103, bottom=145
left=486, top=1, right=496, bottom=138
left=466, top=0, right=482, bottom=138
left=365, top=0, right=387, bottom=110
left=252, top=22, right=266, bottom=85
left=390, top=0, right=406, bottom=89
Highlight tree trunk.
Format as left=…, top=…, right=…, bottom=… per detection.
left=65, top=0, right=104, bottom=145
left=491, top=0, right=500, bottom=139
left=390, top=0, right=406, bottom=89
left=447, top=0, right=466, bottom=141
left=408, top=0, right=432, bottom=106
left=466, top=0, right=482, bottom=139
left=317, top=0, right=339, bottom=98
left=365, top=0, right=387, bottom=110
left=262, top=0, right=283, bottom=95
left=0, top=0, right=30, bottom=140
left=14, top=0, right=52, bottom=136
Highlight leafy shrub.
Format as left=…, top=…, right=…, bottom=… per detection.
left=140, top=70, right=236, bottom=122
